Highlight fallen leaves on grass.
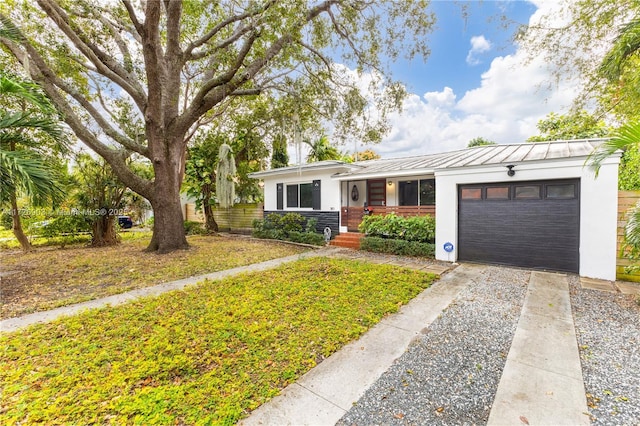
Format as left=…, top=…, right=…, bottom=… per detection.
left=0, top=234, right=307, bottom=319
left=0, top=257, right=435, bottom=425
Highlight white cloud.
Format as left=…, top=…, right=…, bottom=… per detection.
left=466, top=35, right=492, bottom=65
left=423, top=87, right=456, bottom=109
left=370, top=1, right=589, bottom=159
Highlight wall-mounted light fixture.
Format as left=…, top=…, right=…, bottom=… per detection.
left=258, top=180, right=265, bottom=188
left=506, top=165, right=516, bottom=177
left=387, top=180, right=393, bottom=186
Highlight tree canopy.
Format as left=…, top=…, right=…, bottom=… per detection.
left=527, top=110, right=612, bottom=142
left=467, top=137, right=496, bottom=147
left=519, top=0, right=640, bottom=122
left=0, top=0, right=435, bottom=253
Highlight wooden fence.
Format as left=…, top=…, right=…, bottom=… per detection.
left=341, top=205, right=435, bottom=232
left=184, top=203, right=263, bottom=233
left=617, top=191, right=640, bottom=282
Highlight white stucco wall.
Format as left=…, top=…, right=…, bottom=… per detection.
left=434, top=157, right=620, bottom=281
left=342, top=180, right=367, bottom=208
left=261, top=168, right=342, bottom=212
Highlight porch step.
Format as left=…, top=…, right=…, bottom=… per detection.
left=330, top=232, right=363, bottom=249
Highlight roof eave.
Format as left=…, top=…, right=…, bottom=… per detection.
left=332, top=167, right=436, bottom=181
left=249, top=161, right=362, bottom=178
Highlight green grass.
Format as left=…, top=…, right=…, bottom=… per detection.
left=0, top=228, right=150, bottom=249
left=1, top=234, right=307, bottom=319
left=0, top=257, right=436, bottom=425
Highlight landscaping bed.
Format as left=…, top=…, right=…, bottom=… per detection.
left=0, top=257, right=436, bottom=425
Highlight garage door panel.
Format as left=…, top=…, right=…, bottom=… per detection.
left=458, top=179, right=579, bottom=273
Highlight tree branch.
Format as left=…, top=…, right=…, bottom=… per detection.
left=188, top=25, right=254, bottom=61
left=36, top=0, right=146, bottom=109
left=121, top=0, right=144, bottom=38
left=178, top=0, right=337, bottom=136
left=141, top=1, right=164, bottom=133
left=184, top=1, right=275, bottom=59
left=0, top=29, right=148, bottom=158
left=98, top=14, right=135, bottom=74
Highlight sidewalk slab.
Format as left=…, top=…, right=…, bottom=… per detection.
left=487, top=271, right=589, bottom=426
left=616, top=280, right=640, bottom=295
left=489, top=362, right=589, bottom=426
left=581, top=277, right=616, bottom=293
left=241, top=263, right=482, bottom=426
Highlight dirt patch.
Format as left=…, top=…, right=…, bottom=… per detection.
left=0, top=234, right=308, bottom=319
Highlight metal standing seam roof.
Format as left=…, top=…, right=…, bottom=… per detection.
left=331, top=139, right=608, bottom=179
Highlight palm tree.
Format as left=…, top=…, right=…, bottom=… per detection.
left=591, top=16, right=640, bottom=255
left=589, top=122, right=640, bottom=247
left=0, top=75, right=67, bottom=251
left=304, top=135, right=342, bottom=163
left=599, top=18, right=640, bottom=83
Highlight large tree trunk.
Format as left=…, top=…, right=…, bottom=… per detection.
left=91, top=214, right=119, bottom=247
left=146, top=149, right=189, bottom=253
left=10, top=193, right=31, bottom=252
left=147, top=195, right=188, bottom=253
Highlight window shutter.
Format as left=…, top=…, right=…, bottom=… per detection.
left=312, top=180, right=321, bottom=210
left=276, top=183, right=283, bottom=210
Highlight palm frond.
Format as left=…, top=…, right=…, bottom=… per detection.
left=625, top=201, right=640, bottom=249
left=587, top=121, right=640, bottom=175
left=0, top=75, right=56, bottom=114
left=600, top=18, right=640, bottom=82
left=0, top=111, right=69, bottom=151
left=0, top=14, right=25, bottom=43
left=0, top=148, right=64, bottom=206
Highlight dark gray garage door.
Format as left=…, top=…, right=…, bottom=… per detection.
left=458, top=179, right=580, bottom=273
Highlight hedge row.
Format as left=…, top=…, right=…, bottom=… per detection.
left=252, top=213, right=325, bottom=246
left=360, top=236, right=435, bottom=257
left=358, top=213, right=435, bottom=243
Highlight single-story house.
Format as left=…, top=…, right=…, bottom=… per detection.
left=249, top=139, right=620, bottom=281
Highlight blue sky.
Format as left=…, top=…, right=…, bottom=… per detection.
left=395, top=1, right=537, bottom=97
left=349, top=1, right=583, bottom=159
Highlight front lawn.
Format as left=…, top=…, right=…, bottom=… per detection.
left=0, top=234, right=307, bottom=319
left=0, top=257, right=436, bottom=425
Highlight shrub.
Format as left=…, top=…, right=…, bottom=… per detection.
left=0, top=211, right=12, bottom=229
left=287, top=230, right=325, bottom=245
left=252, top=213, right=324, bottom=246
left=38, top=215, right=92, bottom=237
left=359, top=213, right=435, bottom=243
left=360, top=236, right=435, bottom=257
left=184, top=220, right=207, bottom=235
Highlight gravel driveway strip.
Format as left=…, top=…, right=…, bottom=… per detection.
left=338, top=265, right=530, bottom=426
left=570, top=276, right=640, bottom=425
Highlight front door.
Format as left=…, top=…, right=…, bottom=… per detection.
left=367, top=179, right=386, bottom=207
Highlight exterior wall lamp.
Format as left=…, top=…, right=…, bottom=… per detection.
left=387, top=180, right=393, bottom=186
left=506, top=165, right=516, bottom=177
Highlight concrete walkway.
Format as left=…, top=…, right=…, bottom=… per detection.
left=1, top=248, right=337, bottom=333
left=240, top=263, right=482, bottom=425
left=487, top=271, right=590, bottom=425
left=243, top=268, right=590, bottom=426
